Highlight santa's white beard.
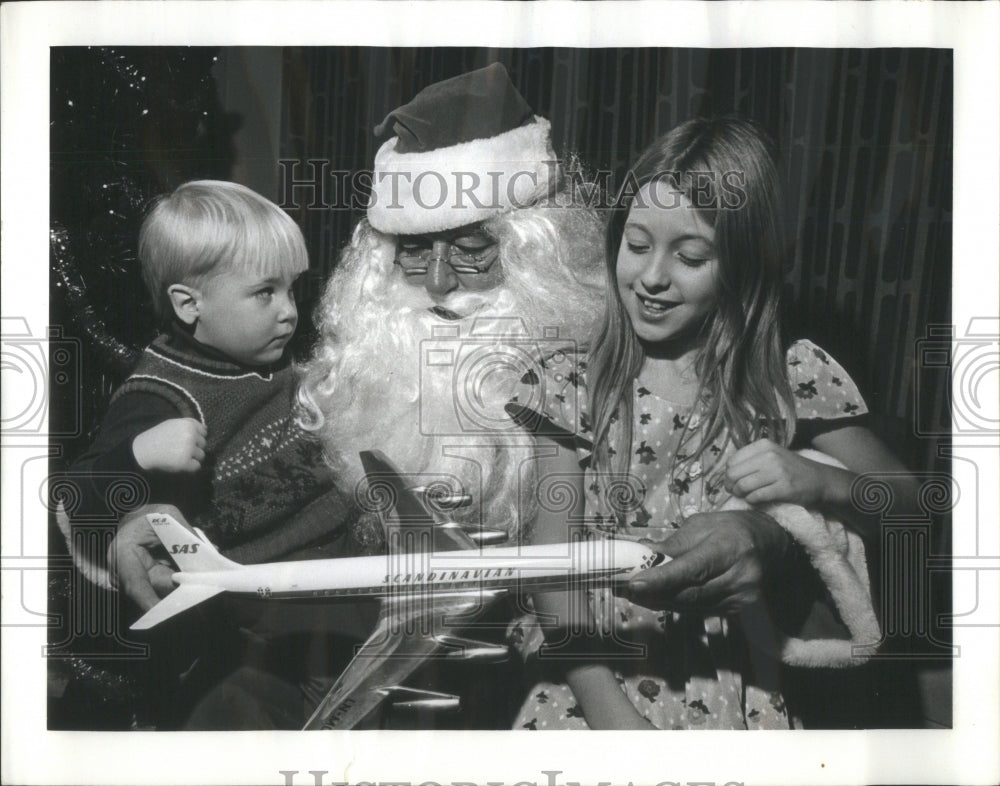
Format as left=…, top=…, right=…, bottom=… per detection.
left=299, top=212, right=605, bottom=546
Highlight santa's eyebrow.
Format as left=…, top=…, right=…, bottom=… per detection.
left=452, top=234, right=494, bottom=246
left=443, top=226, right=493, bottom=242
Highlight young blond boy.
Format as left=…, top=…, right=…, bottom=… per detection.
left=64, top=181, right=364, bottom=728
left=69, top=180, right=353, bottom=594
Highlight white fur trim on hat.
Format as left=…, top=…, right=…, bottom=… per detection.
left=367, top=117, right=556, bottom=235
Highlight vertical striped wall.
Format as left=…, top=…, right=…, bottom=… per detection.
left=281, top=48, right=952, bottom=473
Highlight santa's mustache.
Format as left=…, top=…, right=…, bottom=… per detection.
left=298, top=273, right=541, bottom=541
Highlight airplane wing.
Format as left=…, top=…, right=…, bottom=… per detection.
left=360, top=450, right=500, bottom=552
left=302, top=589, right=507, bottom=730
left=304, top=451, right=510, bottom=729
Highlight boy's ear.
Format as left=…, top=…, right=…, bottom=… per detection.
left=167, top=284, right=200, bottom=325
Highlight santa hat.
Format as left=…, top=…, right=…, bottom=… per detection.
left=367, top=63, right=557, bottom=235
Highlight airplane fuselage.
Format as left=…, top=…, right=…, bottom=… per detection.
left=175, top=540, right=661, bottom=601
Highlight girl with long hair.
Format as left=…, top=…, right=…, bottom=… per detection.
left=509, top=117, right=908, bottom=729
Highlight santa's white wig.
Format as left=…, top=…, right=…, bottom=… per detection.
left=298, top=189, right=605, bottom=547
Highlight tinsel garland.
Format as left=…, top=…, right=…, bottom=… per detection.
left=50, top=46, right=236, bottom=392
left=49, top=46, right=237, bottom=728
left=46, top=572, right=146, bottom=715
left=50, top=225, right=142, bottom=375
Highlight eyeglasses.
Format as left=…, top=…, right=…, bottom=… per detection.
left=394, top=232, right=500, bottom=277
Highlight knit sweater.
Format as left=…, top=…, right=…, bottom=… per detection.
left=68, top=330, right=355, bottom=564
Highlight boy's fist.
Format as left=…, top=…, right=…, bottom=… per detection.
left=132, top=418, right=207, bottom=473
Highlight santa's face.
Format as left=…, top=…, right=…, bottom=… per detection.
left=299, top=208, right=607, bottom=543
left=301, top=228, right=532, bottom=542
left=394, top=224, right=503, bottom=302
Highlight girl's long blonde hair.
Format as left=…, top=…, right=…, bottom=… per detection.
left=589, top=117, right=795, bottom=490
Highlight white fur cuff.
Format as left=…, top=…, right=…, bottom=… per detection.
left=763, top=501, right=881, bottom=667
left=57, top=503, right=116, bottom=589
left=723, top=450, right=881, bottom=668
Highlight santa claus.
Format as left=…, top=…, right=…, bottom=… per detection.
left=298, top=64, right=606, bottom=547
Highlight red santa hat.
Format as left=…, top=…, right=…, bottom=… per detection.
left=367, top=63, right=557, bottom=235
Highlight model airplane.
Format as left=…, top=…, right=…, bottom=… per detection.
left=131, top=450, right=665, bottom=729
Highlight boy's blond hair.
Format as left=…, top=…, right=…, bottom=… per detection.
left=138, top=180, right=308, bottom=320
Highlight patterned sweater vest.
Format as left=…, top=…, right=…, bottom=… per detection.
left=112, top=335, right=345, bottom=560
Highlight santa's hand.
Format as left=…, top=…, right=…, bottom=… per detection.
left=724, top=438, right=838, bottom=507
left=132, top=418, right=207, bottom=473
left=627, top=510, right=791, bottom=615
left=108, top=509, right=178, bottom=611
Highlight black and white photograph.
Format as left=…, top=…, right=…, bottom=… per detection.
left=2, top=2, right=998, bottom=785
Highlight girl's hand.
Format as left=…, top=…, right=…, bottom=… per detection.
left=132, top=418, right=207, bottom=473
left=724, top=439, right=847, bottom=508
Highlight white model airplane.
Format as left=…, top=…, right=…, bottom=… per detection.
left=131, top=450, right=665, bottom=729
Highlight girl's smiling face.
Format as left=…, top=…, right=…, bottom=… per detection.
left=616, top=180, right=719, bottom=352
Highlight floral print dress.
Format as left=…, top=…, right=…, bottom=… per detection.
left=508, top=340, right=868, bottom=730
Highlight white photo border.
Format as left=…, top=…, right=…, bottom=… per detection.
left=2, top=2, right=998, bottom=785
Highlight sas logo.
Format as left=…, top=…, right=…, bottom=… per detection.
left=170, top=543, right=200, bottom=554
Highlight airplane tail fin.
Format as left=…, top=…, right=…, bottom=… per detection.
left=129, top=509, right=237, bottom=630
left=146, top=508, right=239, bottom=573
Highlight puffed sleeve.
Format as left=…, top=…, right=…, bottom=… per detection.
left=504, top=348, right=594, bottom=453
left=787, top=340, right=868, bottom=420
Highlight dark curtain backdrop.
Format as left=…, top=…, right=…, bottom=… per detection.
left=48, top=47, right=953, bottom=729
left=279, top=48, right=954, bottom=730
left=281, top=47, right=953, bottom=476
left=49, top=47, right=954, bottom=476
